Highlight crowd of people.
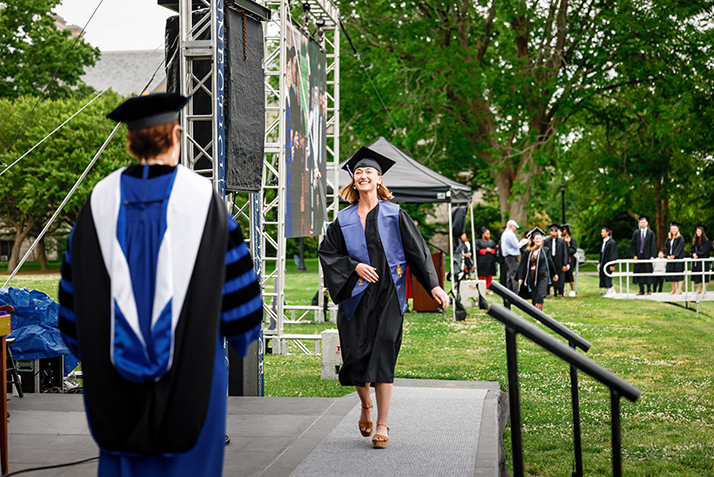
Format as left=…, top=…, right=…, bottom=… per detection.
left=457, top=215, right=714, bottom=304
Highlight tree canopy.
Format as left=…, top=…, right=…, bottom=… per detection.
left=0, top=0, right=99, bottom=99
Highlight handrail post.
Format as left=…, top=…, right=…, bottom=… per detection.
left=569, top=343, right=583, bottom=477
left=611, top=389, right=622, bottom=477
left=506, top=327, right=524, bottom=477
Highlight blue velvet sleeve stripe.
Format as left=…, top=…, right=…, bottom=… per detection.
left=221, top=307, right=263, bottom=337
left=226, top=323, right=261, bottom=357
left=225, top=241, right=250, bottom=265
left=222, top=281, right=261, bottom=312
left=223, top=268, right=259, bottom=295
left=221, top=294, right=262, bottom=320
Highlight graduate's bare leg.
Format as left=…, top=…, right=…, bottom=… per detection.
left=677, top=280, right=683, bottom=294
left=356, top=384, right=373, bottom=435
left=373, top=382, right=392, bottom=443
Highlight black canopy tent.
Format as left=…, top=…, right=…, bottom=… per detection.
left=329, top=137, right=476, bottom=320
left=333, top=137, right=472, bottom=204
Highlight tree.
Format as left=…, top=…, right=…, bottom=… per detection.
left=0, top=94, right=130, bottom=272
left=338, top=0, right=714, bottom=226
left=0, top=0, right=99, bottom=99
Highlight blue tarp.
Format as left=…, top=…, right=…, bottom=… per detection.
left=0, top=287, right=78, bottom=375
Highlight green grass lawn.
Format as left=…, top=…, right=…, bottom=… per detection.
left=4, top=262, right=714, bottom=475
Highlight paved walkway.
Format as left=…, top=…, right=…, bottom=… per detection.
left=5, top=379, right=507, bottom=476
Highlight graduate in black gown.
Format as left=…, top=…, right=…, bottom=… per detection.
left=561, top=224, right=578, bottom=296
left=629, top=215, right=657, bottom=295
left=691, top=224, right=710, bottom=294
left=318, top=147, right=449, bottom=449
left=598, top=226, right=618, bottom=295
left=517, top=227, right=558, bottom=310
left=665, top=222, right=685, bottom=294
left=544, top=224, right=569, bottom=298
left=475, top=226, right=497, bottom=289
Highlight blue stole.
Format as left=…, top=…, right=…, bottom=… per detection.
left=338, top=200, right=408, bottom=319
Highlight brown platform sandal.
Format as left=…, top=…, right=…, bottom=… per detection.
left=372, top=423, right=389, bottom=449
left=359, top=403, right=373, bottom=437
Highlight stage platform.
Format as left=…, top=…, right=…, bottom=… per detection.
left=4, top=379, right=507, bottom=477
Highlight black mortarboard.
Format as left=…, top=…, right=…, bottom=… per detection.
left=638, top=215, right=649, bottom=222
left=697, top=224, right=707, bottom=232
left=107, top=93, right=189, bottom=131
left=548, top=224, right=561, bottom=231
left=561, top=223, right=571, bottom=233
left=342, top=146, right=396, bottom=177
left=670, top=221, right=682, bottom=227
left=529, top=227, right=545, bottom=237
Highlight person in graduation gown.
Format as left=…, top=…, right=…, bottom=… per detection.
left=629, top=215, right=657, bottom=295
left=561, top=224, right=578, bottom=296
left=598, top=226, right=618, bottom=296
left=544, top=224, right=569, bottom=298
left=318, top=147, right=449, bottom=449
left=665, top=222, right=685, bottom=294
left=57, top=93, right=263, bottom=477
left=475, top=226, right=497, bottom=290
left=517, top=228, right=558, bottom=310
left=691, top=224, right=710, bottom=294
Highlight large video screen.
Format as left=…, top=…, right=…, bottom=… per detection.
left=285, top=23, right=327, bottom=238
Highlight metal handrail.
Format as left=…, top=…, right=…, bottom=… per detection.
left=480, top=299, right=641, bottom=476
left=489, top=281, right=591, bottom=351
left=489, top=280, right=591, bottom=475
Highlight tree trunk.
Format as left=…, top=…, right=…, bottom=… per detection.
left=7, top=227, right=33, bottom=274
left=654, top=175, right=668, bottom=251
left=38, top=238, right=49, bottom=271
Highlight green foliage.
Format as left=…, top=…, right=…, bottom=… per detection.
left=0, top=0, right=100, bottom=99
left=0, top=94, right=131, bottom=267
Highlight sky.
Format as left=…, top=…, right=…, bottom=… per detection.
left=54, top=0, right=176, bottom=52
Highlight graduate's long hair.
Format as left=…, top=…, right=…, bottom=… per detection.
left=339, top=176, right=394, bottom=204
left=693, top=228, right=708, bottom=247
left=668, top=227, right=681, bottom=240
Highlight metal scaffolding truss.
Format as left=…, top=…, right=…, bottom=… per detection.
left=260, top=0, right=340, bottom=354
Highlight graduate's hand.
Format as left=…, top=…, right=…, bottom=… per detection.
left=518, top=279, right=523, bottom=286
left=355, top=263, right=379, bottom=283
left=431, top=286, right=449, bottom=310
left=554, top=275, right=559, bottom=282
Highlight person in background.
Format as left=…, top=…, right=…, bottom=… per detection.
left=460, top=232, right=475, bottom=279
left=665, top=221, right=685, bottom=295
left=652, top=250, right=666, bottom=293
left=561, top=224, right=578, bottom=296
left=598, top=226, right=617, bottom=296
left=629, top=215, right=657, bottom=296
left=544, top=224, right=569, bottom=298
left=318, top=147, right=448, bottom=450
left=58, top=93, right=263, bottom=476
left=691, top=224, right=710, bottom=294
left=475, top=226, right=497, bottom=291
left=500, top=219, right=523, bottom=293
left=517, top=227, right=558, bottom=310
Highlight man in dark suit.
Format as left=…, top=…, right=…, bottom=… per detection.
left=629, top=215, right=657, bottom=295
left=544, top=224, right=569, bottom=297
left=598, top=226, right=618, bottom=296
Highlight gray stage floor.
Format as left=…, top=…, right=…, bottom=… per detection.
left=5, top=379, right=506, bottom=477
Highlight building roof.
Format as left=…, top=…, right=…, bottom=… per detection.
left=81, top=50, right=167, bottom=97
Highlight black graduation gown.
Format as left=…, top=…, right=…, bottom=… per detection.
left=629, top=229, right=657, bottom=285
left=517, top=246, right=556, bottom=305
left=564, top=235, right=577, bottom=282
left=318, top=205, right=439, bottom=387
left=474, top=238, right=497, bottom=277
left=544, top=237, right=569, bottom=273
left=599, top=239, right=618, bottom=288
left=692, top=238, right=711, bottom=283
left=665, top=235, right=684, bottom=282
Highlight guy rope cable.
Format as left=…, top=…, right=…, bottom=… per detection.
left=2, top=59, right=166, bottom=287
left=0, top=0, right=106, bottom=167
left=0, top=45, right=166, bottom=178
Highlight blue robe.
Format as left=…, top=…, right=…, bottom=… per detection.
left=58, top=164, right=262, bottom=476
